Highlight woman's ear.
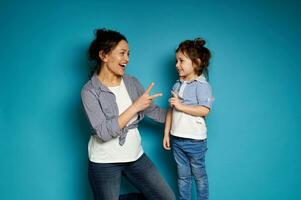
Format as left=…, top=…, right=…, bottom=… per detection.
left=99, top=50, right=108, bottom=62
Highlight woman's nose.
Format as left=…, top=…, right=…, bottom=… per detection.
left=124, top=55, right=129, bottom=63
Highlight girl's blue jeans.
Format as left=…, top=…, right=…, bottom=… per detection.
left=172, top=136, right=209, bottom=200
left=88, top=153, right=175, bottom=200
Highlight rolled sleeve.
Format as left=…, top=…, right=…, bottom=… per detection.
left=196, top=83, right=214, bottom=108
left=144, top=104, right=166, bottom=123
left=81, top=89, right=121, bottom=142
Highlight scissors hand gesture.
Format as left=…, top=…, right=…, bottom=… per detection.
left=133, top=83, right=162, bottom=112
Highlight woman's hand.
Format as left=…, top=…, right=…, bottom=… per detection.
left=163, top=135, right=171, bottom=150
left=132, top=83, right=162, bottom=112
left=119, top=83, right=162, bottom=129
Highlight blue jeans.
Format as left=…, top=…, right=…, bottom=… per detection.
left=88, top=153, right=175, bottom=200
left=172, top=136, right=208, bottom=200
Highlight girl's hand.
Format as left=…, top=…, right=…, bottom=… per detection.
left=163, top=136, right=171, bottom=150
left=132, top=83, right=162, bottom=112
left=169, top=91, right=183, bottom=111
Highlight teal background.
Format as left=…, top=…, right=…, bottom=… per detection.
left=0, top=0, right=300, bottom=199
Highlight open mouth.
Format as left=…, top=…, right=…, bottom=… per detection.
left=120, top=64, right=127, bottom=68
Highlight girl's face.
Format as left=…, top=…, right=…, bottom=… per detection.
left=176, top=51, right=197, bottom=81
left=101, top=40, right=130, bottom=77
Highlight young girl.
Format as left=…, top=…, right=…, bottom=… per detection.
left=163, top=38, right=213, bottom=200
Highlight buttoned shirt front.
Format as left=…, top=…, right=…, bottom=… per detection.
left=81, top=74, right=166, bottom=146
left=171, top=75, right=214, bottom=140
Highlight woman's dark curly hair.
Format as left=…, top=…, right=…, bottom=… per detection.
left=176, top=38, right=211, bottom=77
left=89, top=28, right=127, bottom=76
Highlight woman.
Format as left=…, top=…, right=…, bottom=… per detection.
left=81, top=29, right=175, bottom=200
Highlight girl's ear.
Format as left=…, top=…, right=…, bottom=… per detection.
left=193, top=58, right=202, bottom=69
left=196, top=58, right=202, bottom=66
left=99, top=50, right=108, bottom=62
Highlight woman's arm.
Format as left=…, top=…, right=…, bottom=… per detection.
left=132, top=77, right=166, bottom=123
left=143, top=104, right=166, bottom=123
left=119, top=82, right=162, bottom=127
left=81, top=83, right=162, bottom=142
left=81, top=89, right=122, bottom=141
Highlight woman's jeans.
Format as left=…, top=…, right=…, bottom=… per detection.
left=172, top=136, right=208, bottom=200
left=88, top=153, right=175, bottom=200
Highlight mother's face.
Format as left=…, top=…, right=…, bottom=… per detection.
left=100, top=40, right=130, bottom=77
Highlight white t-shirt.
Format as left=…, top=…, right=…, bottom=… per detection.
left=171, top=109, right=207, bottom=140
left=88, top=79, right=144, bottom=163
left=170, top=75, right=213, bottom=140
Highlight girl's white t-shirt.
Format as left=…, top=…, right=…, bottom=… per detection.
left=88, top=79, right=144, bottom=163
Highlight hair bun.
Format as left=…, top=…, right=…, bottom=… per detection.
left=96, top=28, right=108, bottom=38
left=194, top=38, right=206, bottom=47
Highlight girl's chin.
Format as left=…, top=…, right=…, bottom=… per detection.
left=178, top=72, right=185, bottom=76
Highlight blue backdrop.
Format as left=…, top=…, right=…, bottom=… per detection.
left=1, top=0, right=300, bottom=199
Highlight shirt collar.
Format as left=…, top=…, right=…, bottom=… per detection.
left=91, top=73, right=130, bottom=93
left=177, top=74, right=207, bottom=84
left=196, top=74, right=207, bottom=83
left=91, top=73, right=111, bottom=92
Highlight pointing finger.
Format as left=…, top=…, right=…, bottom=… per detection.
left=171, top=91, right=179, bottom=98
left=149, top=93, right=163, bottom=100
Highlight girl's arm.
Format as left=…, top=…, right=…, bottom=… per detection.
left=169, top=91, right=210, bottom=117
left=163, top=108, right=172, bottom=150
left=174, top=104, right=210, bottom=117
